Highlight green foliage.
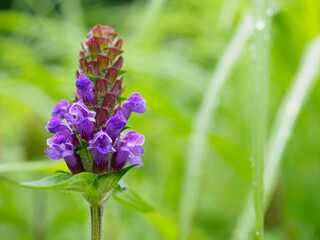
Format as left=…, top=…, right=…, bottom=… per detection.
left=1, top=0, right=320, bottom=239
left=113, top=182, right=154, bottom=212
left=0, top=165, right=145, bottom=207
left=96, top=165, right=136, bottom=197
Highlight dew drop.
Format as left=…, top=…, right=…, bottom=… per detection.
left=255, top=20, right=265, bottom=31
left=256, top=231, right=260, bottom=236
left=253, top=182, right=258, bottom=186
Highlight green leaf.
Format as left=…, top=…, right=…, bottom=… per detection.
left=80, top=139, right=90, bottom=148
left=113, top=185, right=154, bottom=213
left=120, top=126, right=131, bottom=133
left=1, top=172, right=97, bottom=196
left=114, top=180, right=127, bottom=192
left=116, top=96, right=127, bottom=103
left=96, top=165, right=136, bottom=196
left=0, top=165, right=138, bottom=205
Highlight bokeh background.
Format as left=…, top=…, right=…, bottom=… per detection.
left=0, top=0, right=320, bottom=239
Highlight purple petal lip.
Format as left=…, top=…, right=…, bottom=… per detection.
left=128, top=156, right=143, bottom=167
left=46, top=117, right=71, bottom=135
left=76, top=74, right=94, bottom=104
left=69, top=101, right=96, bottom=139
left=88, top=129, right=115, bottom=168
left=52, top=100, right=72, bottom=120
left=121, top=131, right=145, bottom=146
left=46, top=133, right=74, bottom=160
left=69, top=101, right=96, bottom=124
left=123, top=92, right=147, bottom=113
left=76, top=74, right=94, bottom=90
left=106, top=111, right=127, bottom=139
left=88, top=129, right=116, bottom=154
left=115, top=131, right=145, bottom=168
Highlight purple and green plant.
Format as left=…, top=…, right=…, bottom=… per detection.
left=3, top=25, right=153, bottom=240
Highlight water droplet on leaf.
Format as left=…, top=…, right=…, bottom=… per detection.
left=256, top=20, right=265, bottom=31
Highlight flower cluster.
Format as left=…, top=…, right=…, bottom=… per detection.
left=45, top=25, right=146, bottom=174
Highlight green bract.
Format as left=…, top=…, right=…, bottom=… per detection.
left=1, top=165, right=152, bottom=212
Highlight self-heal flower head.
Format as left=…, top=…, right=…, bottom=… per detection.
left=76, top=74, right=94, bottom=104
left=114, top=131, right=145, bottom=169
left=88, top=129, right=115, bottom=172
left=121, top=93, right=147, bottom=119
left=69, top=101, right=96, bottom=140
left=46, top=133, right=83, bottom=173
left=52, top=100, right=72, bottom=120
left=45, top=25, right=147, bottom=174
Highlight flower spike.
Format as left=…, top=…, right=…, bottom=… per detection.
left=45, top=25, right=147, bottom=174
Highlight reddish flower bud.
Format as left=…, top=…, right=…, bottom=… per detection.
left=115, top=39, right=123, bottom=50
left=94, top=79, right=108, bottom=95
left=87, top=61, right=100, bottom=77
left=86, top=39, right=101, bottom=55
left=95, top=107, right=108, bottom=127
left=103, top=93, right=116, bottom=110
left=79, top=57, right=87, bottom=72
left=113, top=56, right=123, bottom=70
left=106, top=67, right=119, bottom=83
left=107, top=48, right=119, bottom=60
left=98, top=56, right=110, bottom=71
left=99, top=39, right=110, bottom=49
left=111, top=77, right=124, bottom=97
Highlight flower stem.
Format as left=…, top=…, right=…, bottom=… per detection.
left=90, top=202, right=104, bottom=240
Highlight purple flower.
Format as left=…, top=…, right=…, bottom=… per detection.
left=46, top=133, right=83, bottom=173
left=88, top=129, right=115, bottom=172
left=121, top=93, right=146, bottom=119
left=106, top=111, right=127, bottom=140
left=46, top=117, right=72, bottom=137
left=69, top=101, right=96, bottom=140
left=45, top=25, right=147, bottom=175
left=114, top=131, right=145, bottom=169
left=52, top=100, right=72, bottom=120
left=76, top=74, right=94, bottom=104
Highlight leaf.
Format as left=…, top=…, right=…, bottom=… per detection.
left=1, top=172, right=97, bottom=196
left=116, top=96, right=127, bottom=103
left=114, top=180, right=127, bottom=192
left=0, top=165, right=138, bottom=204
left=96, top=165, right=136, bottom=196
left=113, top=185, right=154, bottom=213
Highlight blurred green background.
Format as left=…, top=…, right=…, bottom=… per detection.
left=0, top=0, right=320, bottom=239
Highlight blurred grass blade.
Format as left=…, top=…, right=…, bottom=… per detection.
left=0, top=160, right=68, bottom=173
left=250, top=0, right=271, bottom=237
left=265, top=35, right=320, bottom=204
left=113, top=186, right=154, bottom=212
left=232, top=34, right=320, bottom=240
left=0, top=80, right=56, bottom=119
left=129, top=0, right=166, bottom=44
left=217, top=0, right=240, bottom=31
left=178, top=14, right=254, bottom=240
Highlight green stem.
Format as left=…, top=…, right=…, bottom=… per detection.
left=90, top=202, right=104, bottom=240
